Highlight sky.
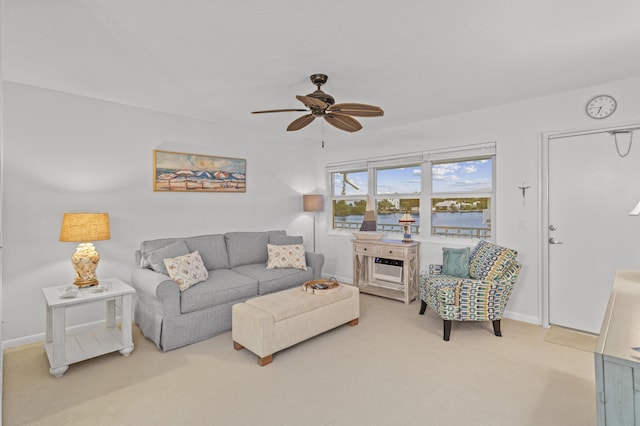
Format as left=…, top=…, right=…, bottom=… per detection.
left=334, top=159, right=492, bottom=196
left=431, top=159, right=493, bottom=193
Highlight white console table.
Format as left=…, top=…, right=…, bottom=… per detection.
left=42, top=278, right=135, bottom=377
left=595, top=270, right=640, bottom=425
left=352, top=239, right=420, bottom=304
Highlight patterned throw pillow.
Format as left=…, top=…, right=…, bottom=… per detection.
left=442, top=247, right=470, bottom=278
left=163, top=251, right=209, bottom=291
left=266, top=244, right=307, bottom=270
left=469, top=240, right=518, bottom=281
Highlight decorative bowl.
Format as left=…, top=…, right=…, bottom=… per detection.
left=352, top=232, right=384, bottom=240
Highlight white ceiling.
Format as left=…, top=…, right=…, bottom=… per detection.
left=4, top=0, right=640, bottom=134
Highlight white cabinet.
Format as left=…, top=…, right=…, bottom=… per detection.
left=352, top=239, right=419, bottom=304
left=595, top=270, right=640, bottom=425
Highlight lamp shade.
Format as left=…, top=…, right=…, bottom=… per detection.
left=399, top=213, right=415, bottom=223
left=303, top=194, right=324, bottom=212
left=59, top=213, right=110, bottom=242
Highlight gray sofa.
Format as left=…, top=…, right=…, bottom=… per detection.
left=131, top=230, right=324, bottom=351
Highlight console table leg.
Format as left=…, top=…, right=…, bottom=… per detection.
left=49, top=365, right=69, bottom=378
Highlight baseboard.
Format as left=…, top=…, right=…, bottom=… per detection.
left=2, top=317, right=124, bottom=350
left=503, top=310, right=539, bottom=325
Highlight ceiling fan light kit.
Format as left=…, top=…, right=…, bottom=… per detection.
left=252, top=74, right=384, bottom=132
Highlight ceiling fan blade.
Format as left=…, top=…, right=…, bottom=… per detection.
left=287, top=114, right=316, bottom=131
left=296, top=95, right=328, bottom=110
left=251, top=108, right=308, bottom=114
left=328, top=103, right=384, bottom=117
left=324, top=114, right=363, bottom=132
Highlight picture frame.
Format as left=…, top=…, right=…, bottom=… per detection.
left=153, top=150, right=246, bottom=192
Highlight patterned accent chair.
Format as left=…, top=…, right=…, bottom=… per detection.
left=419, top=240, right=521, bottom=341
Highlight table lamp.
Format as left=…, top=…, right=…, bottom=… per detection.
left=399, top=212, right=415, bottom=242
left=59, top=213, right=110, bottom=287
left=303, top=194, right=324, bottom=252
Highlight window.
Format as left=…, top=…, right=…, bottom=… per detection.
left=430, top=158, right=493, bottom=239
left=327, top=144, right=495, bottom=239
left=375, top=165, right=421, bottom=234
left=331, top=170, right=368, bottom=231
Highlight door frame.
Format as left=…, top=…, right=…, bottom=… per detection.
left=539, top=120, right=640, bottom=329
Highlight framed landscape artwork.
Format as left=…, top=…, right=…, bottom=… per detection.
left=153, top=150, right=246, bottom=192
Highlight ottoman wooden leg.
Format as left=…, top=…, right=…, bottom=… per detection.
left=258, top=354, right=273, bottom=366
left=349, top=318, right=359, bottom=326
left=233, top=341, right=244, bottom=350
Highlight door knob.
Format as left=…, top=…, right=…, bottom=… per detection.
left=549, top=237, right=564, bottom=245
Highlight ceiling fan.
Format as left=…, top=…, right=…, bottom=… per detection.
left=251, top=74, right=384, bottom=133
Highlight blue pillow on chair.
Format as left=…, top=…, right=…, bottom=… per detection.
left=442, top=247, right=470, bottom=278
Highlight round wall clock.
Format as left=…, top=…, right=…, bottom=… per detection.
left=585, top=95, right=617, bottom=119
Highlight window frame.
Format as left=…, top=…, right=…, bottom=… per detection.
left=326, top=143, right=496, bottom=241
left=427, top=155, right=495, bottom=240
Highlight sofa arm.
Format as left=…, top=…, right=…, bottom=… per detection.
left=131, top=268, right=181, bottom=317
left=306, top=251, right=325, bottom=280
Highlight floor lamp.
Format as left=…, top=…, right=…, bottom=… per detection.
left=303, top=194, right=324, bottom=252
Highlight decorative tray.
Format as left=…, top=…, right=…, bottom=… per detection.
left=302, top=278, right=340, bottom=295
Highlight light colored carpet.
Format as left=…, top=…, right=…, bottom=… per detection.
left=544, top=325, right=599, bottom=353
left=3, top=294, right=597, bottom=426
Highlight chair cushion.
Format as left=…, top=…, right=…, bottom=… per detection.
left=442, top=247, right=470, bottom=278
left=469, top=240, right=518, bottom=281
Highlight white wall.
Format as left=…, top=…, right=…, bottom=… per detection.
left=315, top=76, right=640, bottom=324
left=2, top=82, right=323, bottom=344
left=4, top=75, right=640, bottom=345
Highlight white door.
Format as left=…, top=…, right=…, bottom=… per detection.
left=548, top=129, right=640, bottom=333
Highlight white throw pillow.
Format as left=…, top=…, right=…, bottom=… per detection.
left=266, top=244, right=307, bottom=270
left=163, top=251, right=209, bottom=291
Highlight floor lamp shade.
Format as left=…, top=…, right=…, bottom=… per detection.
left=303, top=194, right=324, bottom=212
left=303, top=195, right=323, bottom=253
left=60, top=213, right=110, bottom=287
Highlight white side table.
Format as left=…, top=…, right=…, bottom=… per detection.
left=42, top=278, right=136, bottom=377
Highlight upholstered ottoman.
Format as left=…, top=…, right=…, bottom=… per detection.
left=232, top=284, right=359, bottom=365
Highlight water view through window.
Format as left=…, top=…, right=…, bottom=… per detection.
left=332, top=157, right=493, bottom=239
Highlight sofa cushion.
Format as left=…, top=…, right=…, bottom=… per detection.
left=269, top=234, right=303, bottom=245
left=233, top=263, right=314, bottom=295
left=469, top=240, right=518, bottom=281
left=225, top=230, right=286, bottom=268
left=142, top=240, right=190, bottom=274
left=180, top=269, right=258, bottom=314
left=266, top=244, right=307, bottom=270
left=164, top=251, right=209, bottom=291
left=184, top=234, right=230, bottom=270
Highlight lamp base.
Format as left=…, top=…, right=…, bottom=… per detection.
left=402, top=224, right=413, bottom=242
left=71, top=242, right=101, bottom=287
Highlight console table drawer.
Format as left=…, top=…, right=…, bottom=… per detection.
left=355, top=245, right=379, bottom=256
left=378, top=247, right=405, bottom=258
